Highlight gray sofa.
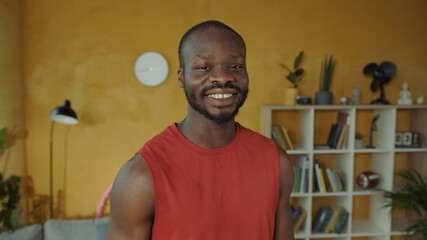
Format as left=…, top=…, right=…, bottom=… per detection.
left=0, top=217, right=109, bottom=240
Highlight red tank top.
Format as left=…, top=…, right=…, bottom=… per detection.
left=137, top=123, right=280, bottom=240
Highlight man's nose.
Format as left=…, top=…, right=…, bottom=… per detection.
left=209, top=67, right=234, bottom=84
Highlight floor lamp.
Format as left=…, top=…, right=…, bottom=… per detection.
left=49, top=100, right=78, bottom=219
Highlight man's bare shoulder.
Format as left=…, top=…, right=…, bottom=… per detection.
left=110, top=154, right=154, bottom=210
left=106, top=154, right=154, bottom=239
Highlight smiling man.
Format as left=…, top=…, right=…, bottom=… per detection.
left=106, top=20, right=295, bottom=240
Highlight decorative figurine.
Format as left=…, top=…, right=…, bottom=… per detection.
left=352, top=88, right=361, bottom=105
left=340, top=97, right=351, bottom=105
left=397, top=81, right=413, bottom=105
left=363, top=61, right=397, bottom=104
left=366, top=114, right=379, bottom=148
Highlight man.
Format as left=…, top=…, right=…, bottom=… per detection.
left=106, top=20, right=294, bottom=240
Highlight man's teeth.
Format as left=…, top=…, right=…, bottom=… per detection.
left=210, top=93, right=233, bottom=99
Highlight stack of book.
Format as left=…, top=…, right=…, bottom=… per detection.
left=313, top=160, right=345, bottom=193
left=292, top=156, right=309, bottom=193
left=291, top=206, right=306, bottom=233
left=312, top=206, right=349, bottom=233
left=326, top=112, right=350, bottom=149
left=271, top=125, right=295, bottom=150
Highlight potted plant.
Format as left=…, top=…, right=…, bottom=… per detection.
left=0, top=127, right=24, bottom=231
left=315, top=55, right=335, bottom=105
left=280, top=51, right=304, bottom=105
left=355, top=132, right=363, bottom=149
left=382, top=170, right=427, bottom=239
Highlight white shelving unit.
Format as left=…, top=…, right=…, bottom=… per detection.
left=260, top=104, right=427, bottom=240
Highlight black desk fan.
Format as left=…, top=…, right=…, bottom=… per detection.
left=363, top=61, right=397, bottom=104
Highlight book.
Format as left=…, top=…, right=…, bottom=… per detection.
left=326, top=168, right=338, bottom=192
left=313, top=166, right=319, bottom=193
left=271, top=128, right=284, bottom=149
left=324, top=207, right=342, bottom=233
left=281, top=125, right=294, bottom=150
left=334, top=208, right=349, bottom=233
left=272, top=126, right=288, bottom=150
left=334, top=169, right=346, bottom=191
left=291, top=206, right=299, bottom=221
left=330, top=124, right=344, bottom=149
left=314, top=162, right=325, bottom=193
left=333, top=169, right=343, bottom=191
left=294, top=166, right=301, bottom=193
left=293, top=207, right=306, bottom=232
left=317, top=160, right=332, bottom=192
left=336, top=124, right=349, bottom=149
left=312, top=207, right=333, bottom=232
left=295, top=155, right=309, bottom=193
left=326, top=124, right=338, bottom=147
left=330, top=168, right=340, bottom=192
left=336, top=111, right=349, bottom=125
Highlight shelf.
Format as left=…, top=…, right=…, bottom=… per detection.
left=312, top=192, right=350, bottom=197
left=294, top=231, right=306, bottom=239
left=394, top=147, right=427, bottom=153
left=313, top=149, right=351, bottom=154
left=291, top=193, right=309, bottom=197
left=391, top=218, right=413, bottom=236
left=351, top=219, right=388, bottom=236
left=309, top=233, right=349, bottom=238
left=354, top=148, right=393, bottom=153
left=261, top=104, right=427, bottom=240
left=286, top=149, right=311, bottom=155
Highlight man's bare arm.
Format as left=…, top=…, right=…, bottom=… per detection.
left=273, top=146, right=295, bottom=240
left=105, top=154, right=155, bottom=240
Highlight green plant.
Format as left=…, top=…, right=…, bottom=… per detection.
left=0, top=127, right=23, bottom=231
left=382, top=170, right=427, bottom=239
left=279, top=51, right=304, bottom=88
left=355, top=132, right=363, bottom=139
left=319, top=55, right=335, bottom=91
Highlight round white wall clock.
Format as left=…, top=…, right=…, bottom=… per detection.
left=134, top=51, right=169, bottom=87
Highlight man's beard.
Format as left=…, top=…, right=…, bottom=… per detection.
left=184, top=81, right=248, bottom=125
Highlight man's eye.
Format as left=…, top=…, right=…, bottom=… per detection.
left=230, top=65, right=243, bottom=70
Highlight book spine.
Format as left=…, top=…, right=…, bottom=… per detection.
left=334, top=208, right=349, bottom=233
left=326, top=168, right=337, bottom=192
left=281, top=125, right=294, bottom=150
left=314, top=163, right=324, bottom=193
left=318, top=168, right=327, bottom=193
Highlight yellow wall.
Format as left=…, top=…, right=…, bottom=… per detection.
left=0, top=0, right=28, bottom=220
left=20, top=0, right=427, bottom=218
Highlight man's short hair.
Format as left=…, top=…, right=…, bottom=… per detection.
left=178, top=20, right=246, bottom=69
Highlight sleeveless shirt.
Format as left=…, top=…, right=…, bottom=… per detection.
left=137, top=123, right=280, bottom=240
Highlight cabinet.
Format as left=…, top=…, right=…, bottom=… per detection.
left=260, top=104, right=427, bottom=240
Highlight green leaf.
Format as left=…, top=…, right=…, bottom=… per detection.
left=0, top=127, right=7, bottom=149
left=293, top=51, right=304, bottom=70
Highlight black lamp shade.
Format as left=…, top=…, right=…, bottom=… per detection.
left=49, top=100, right=78, bottom=125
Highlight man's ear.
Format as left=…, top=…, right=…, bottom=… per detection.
left=177, top=68, right=184, bottom=88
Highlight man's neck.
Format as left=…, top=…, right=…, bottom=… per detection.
left=177, top=115, right=236, bottom=150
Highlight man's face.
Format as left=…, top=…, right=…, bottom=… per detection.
left=178, top=27, right=249, bottom=125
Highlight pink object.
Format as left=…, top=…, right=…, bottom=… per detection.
left=96, top=183, right=113, bottom=218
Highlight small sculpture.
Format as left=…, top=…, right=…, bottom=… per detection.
left=363, top=61, right=397, bottom=104
left=352, top=88, right=361, bottom=105
left=397, top=81, right=413, bottom=105
left=366, top=114, right=379, bottom=148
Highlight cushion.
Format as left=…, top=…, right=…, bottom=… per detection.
left=44, top=219, right=97, bottom=240
left=0, top=224, right=43, bottom=240
left=44, top=217, right=109, bottom=240
left=95, top=217, right=109, bottom=240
